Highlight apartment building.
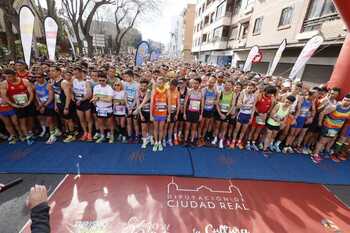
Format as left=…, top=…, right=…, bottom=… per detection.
left=192, top=0, right=347, bottom=84
left=169, top=4, right=196, bottom=61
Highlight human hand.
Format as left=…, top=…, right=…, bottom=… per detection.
left=26, top=185, right=48, bottom=209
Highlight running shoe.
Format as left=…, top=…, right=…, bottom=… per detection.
left=39, top=128, right=47, bottom=138
left=274, top=143, right=282, bottom=153
left=269, top=144, right=275, bottom=152
left=173, top=138, right=179, bottom=145
left=93, top=133, right=101, bottom=140
left=219, top=139, right=224, bottom=149
left=158, top=143, right=164, bottom=151
left=0, top=132, right=8, bottom=140
left=26, top=136, right=34, bottom=145
left=211, top=137, right=218, bottom=145
left=258, top=142, right=264, bottom=150
left=150, top=136, right=155, bottom=145
left=117, top=134, right=122, bottom=142
left=152, top=143, right=158, bottom=152
left=338, top=154, right=348, bottom=161
left=63, top=135, right=76, bottom=143
left=311, top=154, right=322, bottom=164
left=54, top=128, right=62, bottom=137
left=96, top=136, right=105, bottom=144
left=197, top=138, right=205, bottom=147
left=168, top=139, right=174, bottom=147
left=19, top=135, right=26, bottom=142
left=86, top=133, right=93, bottom=142
left=245, top=143, right=251, bottom=151
left=331, top=154, right=341, bottom=162
left=251, top=143, right=259, bottom=151
left=162, top=139, right=167, bottom=147
left=302, top=146, right=310, bottom=155
left=8, top=136, right=16, bottom=144
left=229, top=140, right=236, bottom=149
left=73, top=130, right=79, bottom=136
left=237, top=141, right=244, bottom=150
left=122, top=136, right=127, bottom=143
left=106, top=132, right=111, bottom=139
left=109, top=136, right=114, bottom=144
left=46, top=135, right=57, bottom=145
left=80, top=133, right=88, bottom=141
left=141, top=138, right=149, bottom=149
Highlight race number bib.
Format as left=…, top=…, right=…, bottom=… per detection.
left=171, top=105, right=177, bottom=112
left=189, top=100, right=200, bottom=112
left=205, top=99, right=214, bottom=110
left=39, top=96, right=49, bottom=103
left=55, top=94, right=61, bottom=104
left=256, top=115, right=266, bottom=125
left=220, top=103, right=230, bottom=112
left=114, top=105, right=126, bottom=115
left=13, top=94, right=28, bottom=105
left=327, top=129, right=338, bottom=137
left=97, top=108, right=108, bottom=117
left=156, top=102, right=167, bottom=112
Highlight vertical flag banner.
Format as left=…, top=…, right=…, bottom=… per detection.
left=289, top=35, right=324, bottom=81
left=135, top=41, right=150, bottom=66
left=267, top=39, right=287, bottom=76
left=64, top=25, right=76, bottom=59
left=44, top=17, right=58, bottom=61
left=243, top=46, right=260, bottom=72
left=150, top=49, right=161, bottom=61
left=19, top=6, right=35, bottom=67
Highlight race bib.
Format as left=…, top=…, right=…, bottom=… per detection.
left=256, top=115, right=266, bottom=125
left=114, top=105, right=126, bottom=115
left=327, top=129, right=338, bottom=137
left=220, top=103, right=230, bottom=112
left=55, top=93, right=61, bottom=104
left=180, top=98, right=185, bottom=107
left=142, top=103, right=150, bottom=112
left=171, top=105, right=177, bottom=112
left=97, top=108, right=108, bottom=117
left=189, top=100, right=200, bottom=112
left=156, top=102, right=167, bottom=112
left=39, top=96, right=49, bottom=103
left=13, top=94, right=28, bottom=105
left=205, top=99, right=214, bottom=110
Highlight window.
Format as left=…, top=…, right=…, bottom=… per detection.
left=202, top=33, right=208, bottom=43
left=210, top=12, right=215, bottom=23
left=233, top=0, right=242, bottom=15
left=253, top=17, right=263, bottom=35
left=242, top=0, right=255, bottom=9
left=204, top=15, right=210, bottom=25
left=213, top=27, right=223, bottom=41
left=279, top=7, right=293, bottom=27
left=230, top=26, right=238, bottom=40
left=216, top=1, right=226, bottom=19
left=307, top=0, right=336, bottom=19
left=198, top=7, right=201, bottom=16
left=241, top=22, right=249, bottom=39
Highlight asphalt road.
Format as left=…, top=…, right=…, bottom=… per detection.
left=0, top=174, right=349, bottom=233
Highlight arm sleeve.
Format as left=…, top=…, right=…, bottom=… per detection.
left=30, top=202, right=50, bottom=233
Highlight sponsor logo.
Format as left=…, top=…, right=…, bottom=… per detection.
left=166, top=177, right=249, bottom=211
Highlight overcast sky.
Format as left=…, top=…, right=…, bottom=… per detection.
left=40, top=0, right=195, bottom=44
left=138, top=0, right=196, bottom=44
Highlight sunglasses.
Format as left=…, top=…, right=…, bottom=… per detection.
left=99, top=79, right=106, bottom=82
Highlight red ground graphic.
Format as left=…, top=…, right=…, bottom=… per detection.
left=21, top=175, right=350, bottom=233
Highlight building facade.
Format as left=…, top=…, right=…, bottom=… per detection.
left=192, top=0, right=347, bottom=84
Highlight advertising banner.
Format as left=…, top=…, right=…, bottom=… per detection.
left=267, top=39, right=287, bottom=76
left=243, top=46, right=260, bottom=72
left=19, top=6, right=35, bottom=67
left=135, top=41, right=150, bottom=66
left=44, top=17, right=58, bottom=61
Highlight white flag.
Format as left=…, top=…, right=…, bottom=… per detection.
left=44, top=17, right=58, bottom=61
left=267, top=39, right=287, bottom=76
left=243, top=46, right=259, bottom=72
left=289, top=35, right=324, bottom=81
left=19, top=6, right=35, bottom=67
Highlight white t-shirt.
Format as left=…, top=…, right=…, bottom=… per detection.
left=73, top=79, right=88, bottom=101
left=93, top=84, right=114, bottom=115
left=113, top=90, right=127, bottom=116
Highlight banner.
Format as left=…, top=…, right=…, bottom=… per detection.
left=150, top=48, right=161, bottom=61
left=44, top=17, right=58, bottom=61
left=64, top=25, right=76, bottom=59
left=135, top=41, right=150, bottom=66
left=243, top=46, right=260, bottom=72
left=267, top=39, right=287, bottom=76
left=289, top=35, right=324, bottom=80
left=19, top=6, right=35, bottom=67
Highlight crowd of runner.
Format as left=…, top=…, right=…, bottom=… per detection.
left=0, top=57, right=349, bottom=164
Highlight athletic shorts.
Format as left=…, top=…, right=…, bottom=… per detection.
left=237, top=112, right=251, bottom=124
left=15, top=104, right=36, bottom=118
left=266, top=123, right=280, bottom=131
left=186, top=111, right=200, bottom=123
left=321, top=127, right=340, bottom=138
left=0, top=109, right=16, bottom=117
left=292, top=116, right=306, bottom=129
left=57, top=104, right=75, bottom=120
left=203, top=109, right=215, bottom=118
left=91, top=105, right=96, bottom=114
left=127, top=108, right=138, bottom=120
left=169, top=112, right=177, bottom=123
left=178, top=112, right=185, bottom=121
left=153, top=115, right=167, bottom=122
left=38, top=107, right=55, bottom=117
left=76, top=100, right=91, bottom=112
left=251, top=115, right=266, bottom=129
left=140, top=111, right=150, bottom=123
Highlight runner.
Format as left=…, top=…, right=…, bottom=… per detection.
left=112, top=80, right=127, bottom=143
left=72, top=66, right=93, bottom=141
left=91, top=71, right=114, bottom=143
left=136, top=79, right=151, bottom=148
left=167, top=79, right=180, bottom=146
left=1, top=68, right=35, bottom=145
left=176, top=78, right=187, bottom=144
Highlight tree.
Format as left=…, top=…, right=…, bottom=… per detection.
left=0, top=0, right=19, bottom=60
left=114, top=0, right=160, bottom=55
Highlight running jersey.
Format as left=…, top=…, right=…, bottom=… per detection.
left=93, top=84, right=114, bottom=116
left=169, top=89, right=179, bottom=113
left=73, top=79, right=88, bottom=101
left=17, top=71, right=29, bottom=79
left=7, top=79, right=29, bottom=106
left=139, top=91, right=151, bottom=112
left=256, top=95, right=272, bottom=114
left=323, top=104, right=350, bottom=133
left=53, top=79, right=65, bottom=106
left=0, top=97, right=13, bottom=112
left=113, top=90, right=126, bottom=116
left=267, top=103, right=290, bottom=126
left=219, top=91, right=233, bottom=113
left=299, top=99, right=312, bottom=117
left=35, top=81, right=53, bottom=109
left=239, top=91, right=256, bottom=115
left=203, top=88, right=216, bottom=111
left=152, top=87, right=168, bottom=117
left=187, top=89, right=202, bottom=113
left=179, top=88, right=187, bottom=112
left=123, top=81, right=139, bottom=109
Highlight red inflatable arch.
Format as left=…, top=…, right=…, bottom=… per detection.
left=328, top=0, right=350, bottom=97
